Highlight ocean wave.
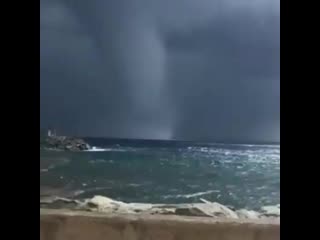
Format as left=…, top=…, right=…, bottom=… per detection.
left=85, top=146, right=111, bottom=152
left=72, top=190, right=85, bottom=196
left=127, top=183, right=142, bottom=187
left=186, top=147, right=280, bottom=162
left=88, top=159, right=108, bottom=164
left=85, top=146, right=133, bottom=152
left=163, top=190, right=220, bottom=199
left=71, top=186, right=112, bottom=196
left=40, top=163, right=68, bottom=172
left=204, top=143, right=280, bottom=148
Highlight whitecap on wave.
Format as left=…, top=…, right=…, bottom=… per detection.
left=163, top=190, right=220, bottom=199
left=85, top=146, right=111, bottom=152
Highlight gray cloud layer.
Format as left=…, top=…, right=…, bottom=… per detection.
left=40, top=0, right=280, bottom=142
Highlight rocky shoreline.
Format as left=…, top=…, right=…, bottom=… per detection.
left=40, top=195, right=280, bottom=220
left=40, top=135, right=91, bottom=151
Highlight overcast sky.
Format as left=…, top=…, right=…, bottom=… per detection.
left=40, top=0, right=279, bottom=142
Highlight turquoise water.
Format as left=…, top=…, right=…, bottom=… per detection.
left=40, top=140, right=280, bottom=210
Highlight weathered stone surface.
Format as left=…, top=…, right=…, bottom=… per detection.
left=87, top=195, right=118, bottom=207
left=82, top=196, right=141, bottom=214
left=236, top=209, right=260, bottom=219
left=175, top=206, right=209, bottom=217
left=198, top=198, right=239, bottom=218
left=40, top=209, right=280, bottom=240
left=147, top=207, right=176, bottom=215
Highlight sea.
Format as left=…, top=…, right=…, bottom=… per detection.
left=40, top=138, right=280, bottom=211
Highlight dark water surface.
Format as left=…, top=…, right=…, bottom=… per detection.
left=40, top=139, right=280, bottom=210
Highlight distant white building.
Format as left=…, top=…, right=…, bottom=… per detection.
left=47, top=128, right=57, bottom=137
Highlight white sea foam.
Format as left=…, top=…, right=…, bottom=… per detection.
left=163, top=190, right=220, bottom=199
left=86, top=147, right=131, bottom=152
left=85, top=146, right=110, bottom=152
left=72, top=190, right=85, bottom=196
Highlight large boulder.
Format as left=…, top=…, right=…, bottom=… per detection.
left=84, top=196, right=130, bottom=213
left=175, top=200, right=238, bottom=219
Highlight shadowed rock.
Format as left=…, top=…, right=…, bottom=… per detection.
left=41, top=135, right=90, bottom=151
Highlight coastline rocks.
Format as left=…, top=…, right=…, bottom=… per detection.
left=40, top=195, right=280, bottom=220
left=236, top=209, right=260, bottom=219
left=199, top=198, right=238, bottom=218
left=147, top=207, right=176, bottom=215
left=82, top=197, right=240, bottom=219
left=174, top=203, right=238, bottom=218
left=40, top=197, right=81, bottom=209
left=41, top=136, right=90, bottom=151
left=173, top=200, right=239, bottom=218
left=84, top=195, right=129, bottom=212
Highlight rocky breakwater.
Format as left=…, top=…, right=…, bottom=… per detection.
left=41, top=135, right=91, bottom=151
left=40, top=195, right=280, bottom=220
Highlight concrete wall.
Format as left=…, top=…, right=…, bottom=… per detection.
left=40, top=209, right=280, bottom=240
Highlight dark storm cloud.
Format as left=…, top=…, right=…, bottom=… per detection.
left=40, top=0, right=279, bottom=142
